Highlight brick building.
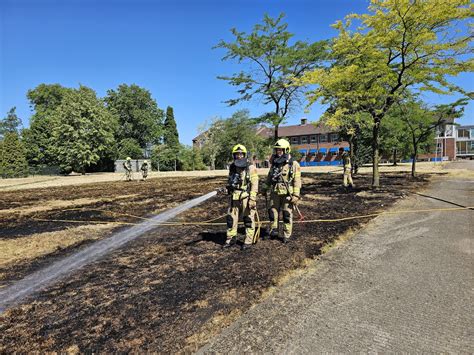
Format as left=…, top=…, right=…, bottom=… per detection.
left=255, top=118, right=349, bottom=166
left=193, top=118, right=349, bottom=167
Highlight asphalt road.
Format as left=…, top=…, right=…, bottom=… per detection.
left=199, top=175, right=473, bottom=353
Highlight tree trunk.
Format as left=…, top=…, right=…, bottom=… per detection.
left=392, top=149, right=397, bottom=166
left=210, top=154, right=215, bottom=170
left=372, top=120, right=381, bottom=187
left=274, top=124, right=279, bottom=141
left=353, top=134, right=359, bottom=174
left=411, top=141, right=417, bottom=178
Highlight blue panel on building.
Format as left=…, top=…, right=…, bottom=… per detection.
left=299, top=149, right=307, bottom=154
left=319, top=148, right=327, bottom=154
left=309, top=149, right=317, bottom=154
left=329, top=147, right=338, bottom=153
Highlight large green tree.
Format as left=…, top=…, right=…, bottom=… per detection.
left=23, top=84, right=71, bottom=165
left=163, top=106, right=180, bottom=150
left=0, top=132, right=29, bottom=178
left=50, top=86, right=117, bottom=174
left=200, top=110, right=271, bottom=169
left=216, top=13, right=327, bottom=139
left=117, top=138, right=143, bottom=159
left=394, top=98, right=468, bottom=177
left=301, top=0, right=472, bottom=186
left=0, top=107, right=22, bottom=138
left=105, top=84, right=163, bottom=147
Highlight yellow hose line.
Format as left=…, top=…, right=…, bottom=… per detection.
left=31, top=206, right=473, bottom=227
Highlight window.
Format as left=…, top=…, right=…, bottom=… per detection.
left=458, top=129, right=470, bottom=138
left=301, top=136, right=308, bottom=144
left=319, top=134, right=327, bottom=143
left=310, top=135, right=317, bottom=143
left=291, top=137, right=299, bottom=144
left=329, top=133, right=339, bottom=142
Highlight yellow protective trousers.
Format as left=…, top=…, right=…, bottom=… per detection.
left=343, top=166, right=354, bottom=187
left=226, top=195, right=256, bottom=245
left=268, top=191, right=293, bottom=239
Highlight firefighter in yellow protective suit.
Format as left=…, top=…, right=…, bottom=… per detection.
left=223, top=144, right=259, bottom=251
left=262, top=139, right=302, bottom=244
left=123, top=157, right=132, bottom=181
left=339, top=147, right=355, bottom=189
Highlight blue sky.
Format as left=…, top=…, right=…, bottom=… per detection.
left=1, top=0, right=472, bottom=145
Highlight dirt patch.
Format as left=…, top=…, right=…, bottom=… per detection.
left=0, top=172, right=430, bottom=352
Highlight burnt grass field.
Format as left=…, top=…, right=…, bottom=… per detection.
left=0, top=172, right=430, bottom=352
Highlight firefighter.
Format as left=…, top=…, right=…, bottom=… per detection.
left=123, top=157, right=132, bottom=181
left=141, top=160, right=149, bottom=181
left=223, top=144, right=259, bottom=250
left=262, top=139, right=301, bottom=244
left=339, top=147, right=354, bottom=189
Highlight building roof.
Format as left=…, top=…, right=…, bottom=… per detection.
left=278, top=122, right=333, bottom=137
left=193, top=119, right=336, bottom=142
left=256, top=121, right=335, bottom=139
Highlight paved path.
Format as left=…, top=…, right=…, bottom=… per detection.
left=199, top=176, right=473, bottom=353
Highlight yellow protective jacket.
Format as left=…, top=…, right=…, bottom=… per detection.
left=266, top=158, right=301, bottom=196
left=342, top=152, right=351, bottom=170
left=228, top=163, right=259, bottom=201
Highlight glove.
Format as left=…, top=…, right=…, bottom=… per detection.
left=248, top=197, right=257, bottom=209
left=288, top=194, right=300, bottom=205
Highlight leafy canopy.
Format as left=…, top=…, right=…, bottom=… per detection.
left=105, top=84, right=164, bottom=147
left=50, top=86, right=117, bottom=174
left=216, top=13, right=327, bottom=138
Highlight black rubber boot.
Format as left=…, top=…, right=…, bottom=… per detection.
left=222, top=237, right=236, bottom=249
left=269, top=229, right=279, bottom=239
left=241, top=244, right=252, bottom=251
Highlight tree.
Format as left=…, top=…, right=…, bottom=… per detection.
left=0, top=107, right=22, bottom=138
left=24, top=84, right=72, bottom=166
left=301, top=0, right=472, bottom=186
left=151, top=144, right=177, bottom=171
left=199, top=118, right=224, bottom=170
left=105, top=84, right=163, bottom=147
left=200, top=110, right=271, bottom=169
left=0, top=132, right=29, bottom=178
left=177, top=145, right=207, bottom=171
left=216, top=13, right=327, bottom=139
left=50, top=86, right=116, bottom=174
left=117, top=138, right=143, bottom=159
left=190, top=147, right=207, bottom=171
left=163, top=106, right=180, bottom=150
left=395, top=98, right=467, bottom=177
left=379, top=114, right=411, bottom=166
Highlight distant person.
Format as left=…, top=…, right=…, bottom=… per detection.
left=223, top=144, right=259, bottom=250
left=262, top=139, right=301, bottom=244
left=141, top=160, right=149, bottom=181
left=123, top=157, right=132, bottom=181
left=339, top=147, right=354, bottom=190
